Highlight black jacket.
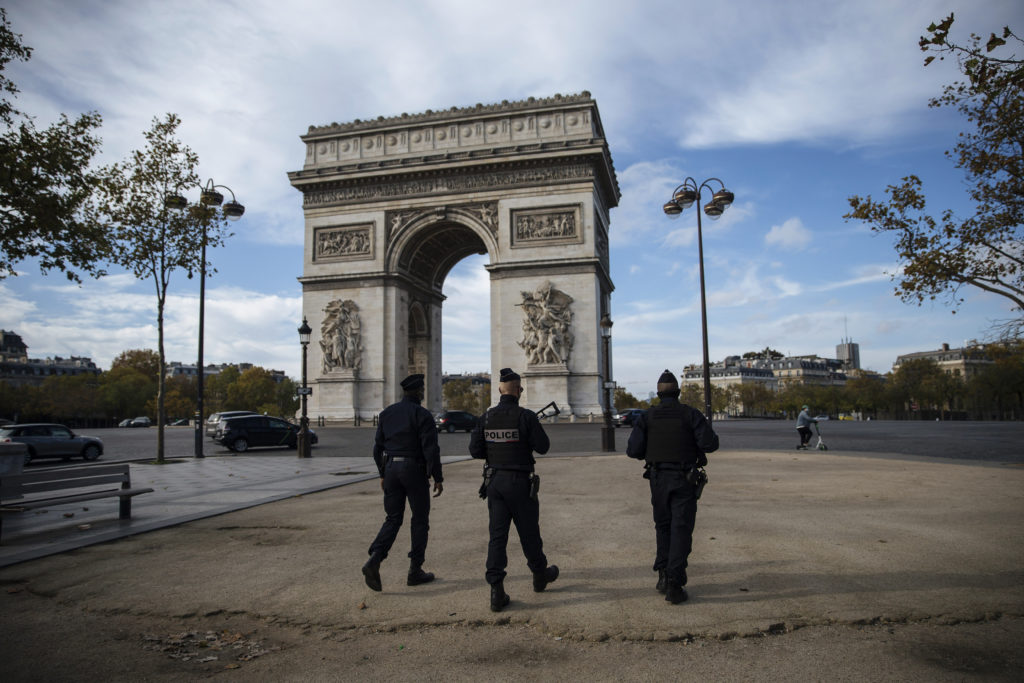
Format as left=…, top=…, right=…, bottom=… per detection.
left=373, top=395, right=443, bottom=482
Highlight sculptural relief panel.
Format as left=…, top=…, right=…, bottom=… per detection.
left=313, top=224, right=374, bottom=262
left=320, top=299, right=363, bottom=373
left=510, top=205, right=583, bottom=248
left=517, top=281, right=574, bottom=366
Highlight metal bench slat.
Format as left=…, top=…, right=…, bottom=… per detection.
left=1, top=487, right=155, bottom=511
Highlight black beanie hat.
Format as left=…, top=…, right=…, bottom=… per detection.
left=657, top=369, right=678, bottom=387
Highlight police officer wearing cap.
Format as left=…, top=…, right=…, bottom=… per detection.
left=626, top=369, right=719, bottom=604
left=362, top=373, right=443, bottom=592
left=469, top=368, right=559, bottom=612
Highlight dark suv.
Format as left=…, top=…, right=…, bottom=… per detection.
left=434, top=411, right=477, bottom=433
left=205, top=410, right=258, bottom=438
left=214, top=415, right=317, bottom=452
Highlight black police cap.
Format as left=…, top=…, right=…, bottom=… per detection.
left=499, top=367, right=521, bottom=382
left=657, top=369, right=678, bottom=387
left=400, top=374, right=425, bottom=390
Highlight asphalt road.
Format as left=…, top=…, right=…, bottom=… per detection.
left=38, top=418, right=1024, bottom=467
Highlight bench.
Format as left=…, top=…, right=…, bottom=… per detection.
left=0, top=463, right=154, bottom=543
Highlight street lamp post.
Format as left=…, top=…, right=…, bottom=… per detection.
left=662, top=178, right=734, bottom=424
left=297, top=317, right=312, bottom=458
left=165, top=179, right=245, bottom=458
left=600, top=313, right=615, bottom=452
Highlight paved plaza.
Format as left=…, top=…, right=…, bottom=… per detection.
left=1, top=443, right=1022, bottom=680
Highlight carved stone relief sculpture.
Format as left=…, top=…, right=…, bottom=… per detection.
left=517, top=281, right=574, bottom=365
left=510, top=205, right=582, bottom=247
left=314, top=224, right=373, bottom=261
left=320, top=299, right=362, bottom=372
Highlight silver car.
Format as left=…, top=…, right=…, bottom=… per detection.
left=0, top=423, right=104, bottom=465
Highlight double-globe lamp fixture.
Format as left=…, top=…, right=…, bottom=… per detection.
left=165, top=179, right=246, bottom=221
left=661, top=177, right=734, bottom=423
left=164, top=179, right=245, bottom=458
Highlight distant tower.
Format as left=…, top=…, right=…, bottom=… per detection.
left=836, top=337, right=860, bottom=370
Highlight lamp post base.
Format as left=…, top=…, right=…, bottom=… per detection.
left=601, top=425, right=616, bottom=452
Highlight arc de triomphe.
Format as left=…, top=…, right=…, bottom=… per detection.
left=288, top=92, right=619, bottom=418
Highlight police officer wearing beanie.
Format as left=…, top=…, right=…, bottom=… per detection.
left=469, top=368, right=559, bottom=612
left=362, top=373, right=443, bottom=592
left=626, top=369, right=719, bottom=604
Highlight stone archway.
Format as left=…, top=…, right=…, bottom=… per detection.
left=289, top=92, right=619, bottom=418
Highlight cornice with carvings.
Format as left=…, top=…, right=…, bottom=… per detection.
left=304, top=92, right=595, bottom=137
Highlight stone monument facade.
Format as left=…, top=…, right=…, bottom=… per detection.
left=288, top=92, right=619, bottom=418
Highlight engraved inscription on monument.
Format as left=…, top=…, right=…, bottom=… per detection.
left=511, top=205, right=582, bottom=248
left=517, top=281, right=574, bottom=365
left=314, top=224, right=373, bottom=262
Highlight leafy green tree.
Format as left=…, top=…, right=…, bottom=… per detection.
left=845, top=375, right=888, bottom=419
left=443, top=378, right=486, bottom=414
left=679, top=382, right=702, bottom=409
left=275, top=377, right=300, bottom=419
left=227, top=367, right=279, bottom=415
left=0, top=9, right=109, bottom=282
left=155, top=374, right=195, bottom=422
left=38, top=374, right=103, bottom=424
left=110, top=349, right=161, bottom=384
left=613, top=387, right=647, bottom=410
left=845, top=15, right=1023, bottom=336
left=205, top=365, right=241, bottom=414
left=96, top=113, right=231, bottom=462
left=891, top=358, right=959, bottom=418
left=101, top=365, right=156, bottom=421
left=732, top=382, right=774, bottom=416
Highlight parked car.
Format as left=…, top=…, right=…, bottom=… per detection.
left=128, top=416, right=151, bottom=428
left=0, top=423, right=103, bottom=465
left=205, top=411, right=258, bottom=438
left=434, top=411, right=477, bottom=433
left=612, top=409, right=646, bottom=427
left=214, top=415, right=317, bottom=452
left=118, top=418, right=133, bottom=428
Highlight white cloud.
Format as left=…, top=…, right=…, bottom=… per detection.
left=765, top=217, right=813, bottom=251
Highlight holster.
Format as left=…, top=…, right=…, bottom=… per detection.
left=686, top=467, right=709, bottom=500
left=478, top=465, right=494, bottom=500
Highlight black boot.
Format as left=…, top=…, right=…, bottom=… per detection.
left=532, top=565, right=559, bottom=592
left=656, top=569, right=667, bottom=594
left=665, top=582, right=688, bottom=604
left=407, top=567, right=435, bottom=586
left=490, top=582, right=510, bottom=612
left=362, top=558, right=382, bottom=592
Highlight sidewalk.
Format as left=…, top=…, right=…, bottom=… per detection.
left=1, top=450, right=1022, bottom=681
left=0, top=453, right=471, bottom=568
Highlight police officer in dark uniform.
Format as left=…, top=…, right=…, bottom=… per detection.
left=469, top=368, right=559, bottom=612
left=362, top=374, right=443, bottom=592
left=626, top=369, right=718, bottom=604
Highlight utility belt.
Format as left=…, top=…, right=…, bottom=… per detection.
left=387, top=453, right=424, bottom=464
left=646, top=462, right=708, bottom=499
left=479, top=465, right=539, bottom=500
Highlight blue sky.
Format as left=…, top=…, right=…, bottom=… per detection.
left=2, top=0, right=1020, bottom=399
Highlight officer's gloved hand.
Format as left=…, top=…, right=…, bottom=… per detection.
left=433, top=481, right=444, bottom=498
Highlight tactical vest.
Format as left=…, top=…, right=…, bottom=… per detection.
left=645, top=401, right=700, bottom=466
left=483, top=405, right=533, bottom=466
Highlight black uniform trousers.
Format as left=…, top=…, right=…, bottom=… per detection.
left=485, top=469, right=547, bottom=585
left=649, top=466, right=698, bottom=586
left=368, top=460, right=431, bottom=567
